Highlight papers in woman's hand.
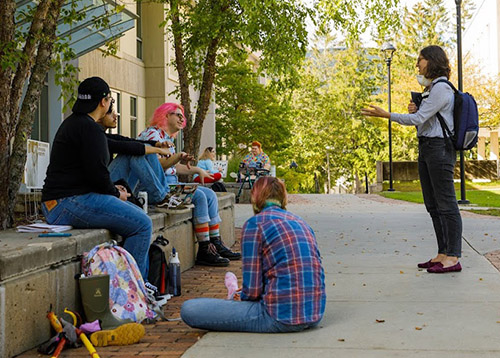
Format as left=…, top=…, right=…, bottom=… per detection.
left=16, top=223, right=72, bottom=233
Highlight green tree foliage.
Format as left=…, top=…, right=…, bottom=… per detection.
left=214, top=49, right=292, bottom=158
left=385, top=0, right=476, bottom=162
left=377, top=0, right=454, bottom=163
left=164, top=0, right=310, bottom=156
left=284, top=31, right=385, bottom=193
left=0, top=0, right=122, bottom=229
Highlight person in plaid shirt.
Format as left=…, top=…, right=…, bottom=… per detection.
left=181, top=177, right=326, bottom=332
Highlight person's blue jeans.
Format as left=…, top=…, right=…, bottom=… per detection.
left=41, top=194, right=153, bottom=279
left=181, top=298, right=319, bottom=333
left=166, top=175, right=221, bottom=225
left=109, top=154, right=169, bottom=204
left=418, top=137, right=462, bottom=257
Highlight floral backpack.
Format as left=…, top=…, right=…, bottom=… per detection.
left=82, top=241, right=161, bottom=323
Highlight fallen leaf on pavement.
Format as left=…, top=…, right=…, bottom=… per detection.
left=376, top=319, right=385, bottom=323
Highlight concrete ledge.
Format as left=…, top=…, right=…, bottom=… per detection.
left=0, top=192, right=235, bottom=358
left=224, top=182, right=251, bottom=203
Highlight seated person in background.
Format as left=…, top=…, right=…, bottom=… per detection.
left=97, top=106, right=189, bottom=207
left=41, top=77, right=152, bottom=281
left=181, top=177, right=326, bottom=332
left=193, top=147, right=222, bottom=184
left=242, top=141, right=271, bottom=170
left=138, top=102, right=241, bottom=265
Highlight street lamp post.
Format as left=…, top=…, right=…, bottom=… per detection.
left=455, top=0, right=470, bottom=204
left=326, top=146, right=332, bottom=194
left=382, top=42, right=396, bottom=192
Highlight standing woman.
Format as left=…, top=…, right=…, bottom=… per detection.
left=362, top=45, right=462, bottom=273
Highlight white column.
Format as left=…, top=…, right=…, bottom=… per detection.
left=490, top=131, right=499, bottom=161
left=477, top=136, right=486, bottom=160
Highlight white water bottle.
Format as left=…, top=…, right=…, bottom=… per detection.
left=168, top=247, right=181, bottom=296
left=137, top=191, right=148, bottom=213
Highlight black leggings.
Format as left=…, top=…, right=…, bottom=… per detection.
left=418, top=137, right=462, bottom=257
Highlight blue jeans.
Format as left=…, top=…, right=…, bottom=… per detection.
left=418, top=137, right=462, bottom=257
left=109, top=154, right=169, bottom=204
left=41, top=194, right=153, bottom=279
left=181, top=298, right=319, bottom=333
left=166, top=175, right=221, bottom=225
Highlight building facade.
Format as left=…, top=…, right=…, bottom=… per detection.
left=30, top=0, right=215, bottom=155
left=463, top=0, right=500, bottom=162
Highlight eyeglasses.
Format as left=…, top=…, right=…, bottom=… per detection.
left=105, top=96, right=115, bottom=105
left=169, top=112, right=184, bottom=119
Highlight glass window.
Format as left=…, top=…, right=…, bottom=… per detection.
left=130, top=97, right=137, bottom=138
left=136, top=2, right=143, bottom=60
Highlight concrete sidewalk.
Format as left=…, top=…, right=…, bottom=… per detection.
left=183, top=194, right=500, bottom=358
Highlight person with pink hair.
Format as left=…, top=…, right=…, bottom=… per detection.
left=138, top=103, right=240, bottom=266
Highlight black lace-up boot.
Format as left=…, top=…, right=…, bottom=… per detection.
left=210, top=236, right=241, bottom=260
left=196, top=241, right=230, bottom=266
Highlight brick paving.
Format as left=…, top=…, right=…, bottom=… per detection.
left=18, top=231, right=243, bottom=358
left=485, top=250, right=500, bottom=271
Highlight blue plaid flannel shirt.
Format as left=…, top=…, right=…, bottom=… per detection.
left=240, top=205, right=326, bottom=325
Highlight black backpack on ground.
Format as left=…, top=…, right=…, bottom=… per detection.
left=211, top=182, right=227, bottom=192
left=148, top=235, right=170, bottom=295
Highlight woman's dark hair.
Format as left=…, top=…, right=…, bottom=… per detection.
left=420, top=45, right=451, bottom=79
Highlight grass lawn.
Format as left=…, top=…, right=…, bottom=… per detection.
left=378, top=181, right=500, bottom=210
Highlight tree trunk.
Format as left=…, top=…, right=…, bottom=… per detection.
left=9, top=0, right=50, bottom=134
left=168, top=0, right=222, bottom=157
left=169, top=0, right=192, bottom=133
left=0, top=0, right=17, bottom=228
left=184, top=36, right=219, bottom=156
left=0, top=0, right=62, bottom=229
left=6, top=0, right=65, bottom=228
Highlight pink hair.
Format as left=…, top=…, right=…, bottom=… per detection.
left=150, top=103, right=186, bottom=136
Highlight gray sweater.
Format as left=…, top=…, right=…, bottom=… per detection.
left=390, top=76, right=454, bottom=138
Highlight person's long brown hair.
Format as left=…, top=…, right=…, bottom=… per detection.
left=420, top=45, right=451, bottom=79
